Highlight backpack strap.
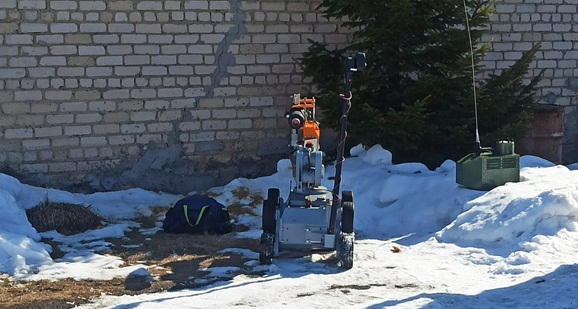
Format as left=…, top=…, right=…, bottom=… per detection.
left=183, top=204, right=209, bottom=227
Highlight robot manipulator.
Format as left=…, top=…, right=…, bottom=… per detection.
left=286, top=94, right=325, bottom=191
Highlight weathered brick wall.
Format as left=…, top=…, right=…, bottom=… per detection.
left=0, top=0, right=352, bottom=193
left=480, top=0, right=578, bottom=164
left=2, top=1, right=578, bottom=194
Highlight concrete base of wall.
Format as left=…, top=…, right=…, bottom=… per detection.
left=4, top=141, right=290, bottom=195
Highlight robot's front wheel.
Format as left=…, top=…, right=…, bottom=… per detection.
left=259, top=232, right=275, bottom=265
left=341, top=191, right=354, bottom=234
left=260, top=188, right=280, bottom=265
left=338, top=191, right=354, bottom=269
left=262, top=188, right=279, bottom=233
left=338, top=232, right=354, bottom=269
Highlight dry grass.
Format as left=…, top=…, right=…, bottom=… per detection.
left=1, top=191, right=264, bottom=309
left=26, top=202, right=104, bottom=235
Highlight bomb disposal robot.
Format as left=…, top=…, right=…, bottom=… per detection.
left=259, top=52, right=366, bottom=269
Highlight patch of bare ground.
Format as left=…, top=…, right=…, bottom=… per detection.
left=0, top=189, right=263, bottom=309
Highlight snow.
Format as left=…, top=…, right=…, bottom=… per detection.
left=2, top=144, right=578, bottom=308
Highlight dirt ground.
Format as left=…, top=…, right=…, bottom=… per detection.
left=0, top=190, right=266, bottom=309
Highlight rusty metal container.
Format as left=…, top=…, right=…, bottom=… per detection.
left=516, top=106, right=564, bottom=164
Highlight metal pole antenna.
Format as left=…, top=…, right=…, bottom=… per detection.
left=463, top=0, right=481, bottom=154
left=329, top=54, right=363, bottom=234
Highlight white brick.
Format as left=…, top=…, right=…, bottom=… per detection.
left=136, top=24, right=162, bottom=33
left=165, top=1, right=181, bottom=10
left=46, top=114, right=74, bottom=124
left=28, top=67, right=55, bottom=77
left=35, top=126, right=63, bottom=137
left=93, top=34, right=119, bottom=44
left=200, top=34, right=225, bottom=44
left=50, top=23, right=78, bottom=33
left=131, top=111, right=156, bottom=121
left=114, top=66, right=140, bottom=76
left=50, top=1, right=77, bottom=9
left=148, top=34, right=173, bottom=44
left=235, top=55, right=256, bottom=64
left=130, top=89, right=156, bottom=98
left=187, top=44, right=213, bottom=54
left=0, top=47, right=18, bottom=56
left=169, top=66, right=194, bottom=75
left=209, top=1, right=230, bottom=10
left=80, top=23, right=107, bottom=33
left=202, top=120, right=226, bottom=130
left=107, top=45, right=133, bottom=55
left=262, top=2, right=285, bottom=11
left=5, top=35, right=34, bottom=44
left=554, top=41, right=573, bottom=50
left=163, top=24, right=187, bottom=33
left=40, top=56, right=67, bottom=66
left=20, top=23, right=49, bottom=33
left=158, top=88, right=183, bottom=97
left=15, top=90, right=42, bottom=101
left=23, top=139, right=50, bottom=150
left=253, top=34, right=276, bottom=44
left=18, top=0, right=46, bottom=9
left=79, top=136, right=106, bottom=147
left=79, top=1, right=105, bottom=10
left=0, top=0, right=16, bottom=8
left=184, top=0, right=208, bottom=10
left=79, top=45, right=106, bottom=55
left=137, top=1, right=163, bottom=10
left=124, top=55, right=150, bottom=65
left=209, top=12, right=223, bottom=22
left=120, top=123, right=146, bottom=133
left=50, top=45, right=78, bottom=55
left=249, top=97, right=273, bottom=107
left=96, top=56, right=123, bottom=66
left=76, top=113, right=102, bottom=123
left=121, top=34, right=147, bottom=44
left=228, top=119, right=252, bottom=129
left=57, top=67, right=84, bottom=77
left=9, top=57, right=37, bottom=67
left=63, top=124, right=91, bottom=136
left=162, top=45, right=187, bottom=54
left=0, top=68, right=25, bottom=79
left=533, top=23, right=552, bottom=31
left=86, top=67, right=113, bottom=77
left=152, top=55, right=176, bottom=65
left=87, top=101, right=115, bottom=112
left=60, top=102, right=87, bottom=112
left=21, top=46, right=48, bottom=56
left=134, top=45, right=160, bottom=54
left=36, top=35, right=64, bottom=45
left=142, top=66, right=167, bottom=75
left=188, top=24, right=213, bottom=33
left=92, top=123, right=119, bottom=134
left=4, top=128, right=33, bottom=138
left=108, top=23, right=135, bottom=33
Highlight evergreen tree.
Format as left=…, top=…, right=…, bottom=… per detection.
left=301, top=0, right=541, bottom=167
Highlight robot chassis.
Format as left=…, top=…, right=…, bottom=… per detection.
left=259, top=52, right=366, bottom=269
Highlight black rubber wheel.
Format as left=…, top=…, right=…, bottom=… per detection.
left=259, top=232, right=275, bottom=265
left=341, top=200, right=354, bottom=234
left=338, top=232, right=354, bottom=269
left=262, top=188, right=279, bottom=233
left=342, top=190, right=353, bottom=204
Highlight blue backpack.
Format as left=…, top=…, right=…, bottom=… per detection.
left=162, top=195, right=232, bottom=234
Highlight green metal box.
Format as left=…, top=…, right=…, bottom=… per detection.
left=456, top=141, right=520, bottom=191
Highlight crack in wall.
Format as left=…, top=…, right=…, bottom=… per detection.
left=204, top=0, right=247, bottom=97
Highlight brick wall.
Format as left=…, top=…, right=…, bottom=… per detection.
left=0, top=0, right=352, bottom=193
left=2, top=1, right=578, bottom=194
left=480, top=0, right=578, bottom=164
